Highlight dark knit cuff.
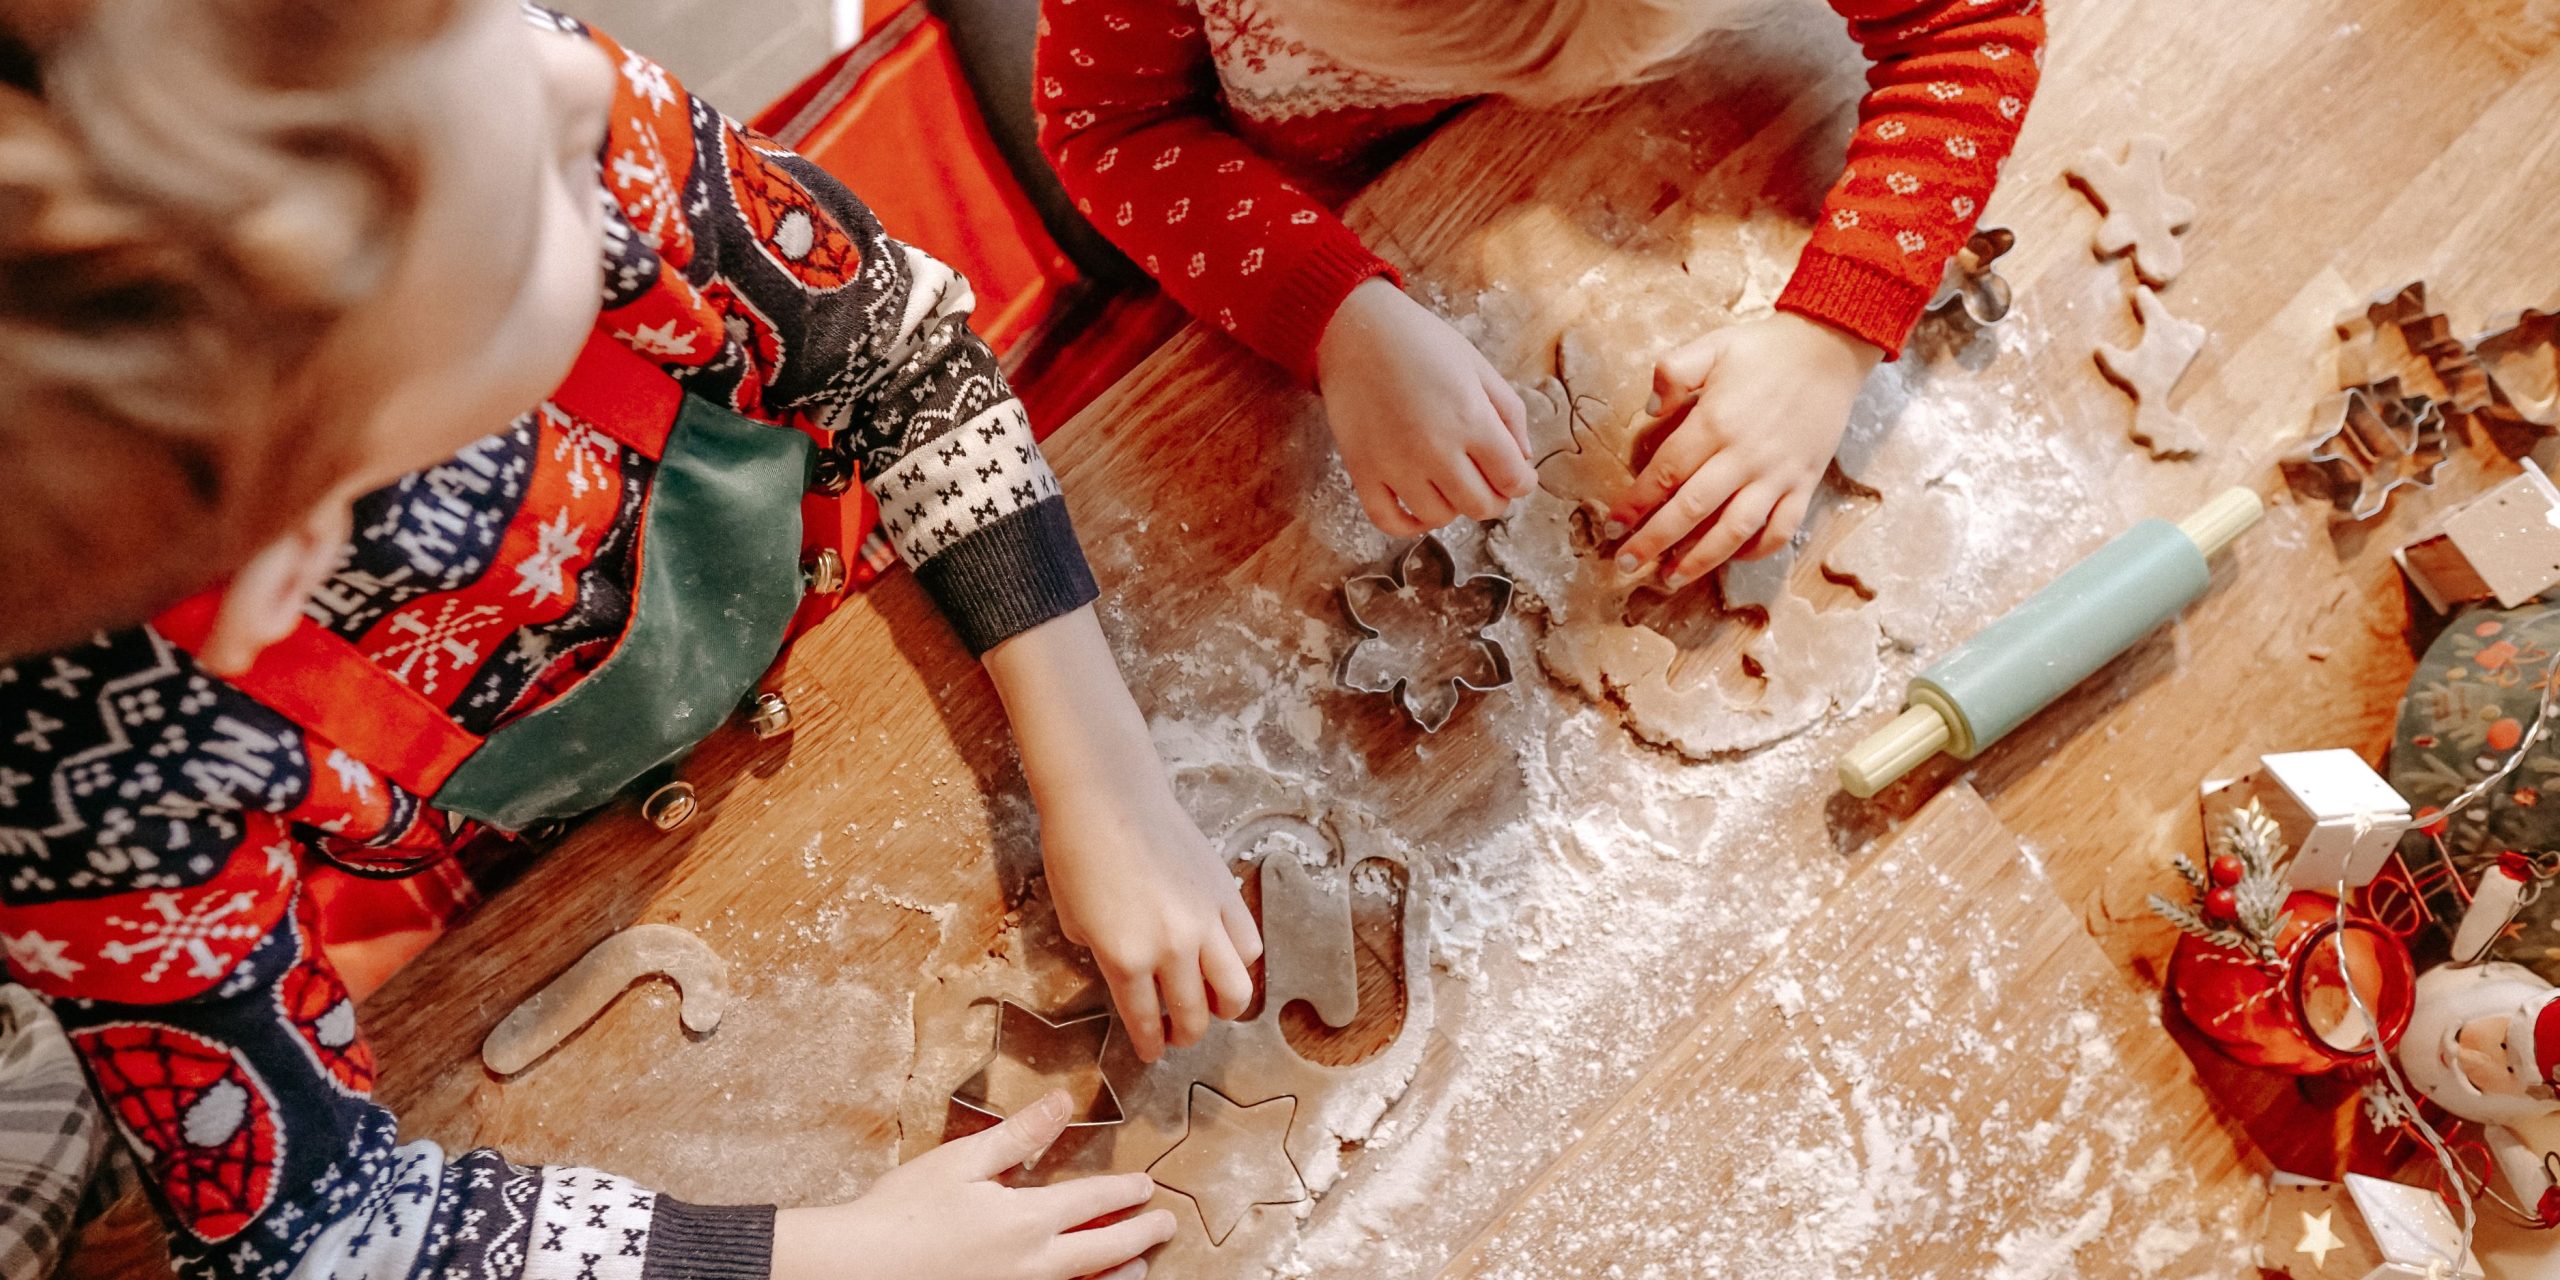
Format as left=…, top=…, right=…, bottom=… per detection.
left=915, top=497, right=1101, bottom=655
left=640, top=1197, right=775, bottom=1280
left=1775, top=247, right=1935, bottom=361
left=1259, top=233, right=1401, bottom=386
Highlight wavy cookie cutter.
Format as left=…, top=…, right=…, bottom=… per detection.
left=1337, top=533, right=1515, bottom=733
left=949, top=1000, right=1126, bottom=1128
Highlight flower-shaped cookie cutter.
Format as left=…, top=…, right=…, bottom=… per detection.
left=1337, top=534, right=1515, bottom=733
left=1925, top=225, right=2016, bottom=326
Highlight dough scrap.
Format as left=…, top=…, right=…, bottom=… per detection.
left=482, top=922, right=727, bottom=1076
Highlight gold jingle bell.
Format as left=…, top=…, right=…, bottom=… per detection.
left=642, top=780, right=699, bottom=831
left=746, top=690, right=793, bottom=739
left=802, top=548, right=847, bottom=597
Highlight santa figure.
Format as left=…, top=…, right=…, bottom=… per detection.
left=2399, top=961, right=2560, bottom=1224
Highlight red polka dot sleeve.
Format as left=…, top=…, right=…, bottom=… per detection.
left=1780, top=0, right=2046, bottom=357
left=1034, top=0, right=1398, bottom=384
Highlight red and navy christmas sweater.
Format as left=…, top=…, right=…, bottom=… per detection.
left=0, top=11, right=1095, bottom=1279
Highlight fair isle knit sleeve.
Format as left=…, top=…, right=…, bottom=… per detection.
left=591, top=19, right=1098, bottom=655
left=1778, top=0, right=2045, bottom=358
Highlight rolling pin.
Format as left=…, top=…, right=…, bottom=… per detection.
left=1837, top=487, right=2264, bottom=798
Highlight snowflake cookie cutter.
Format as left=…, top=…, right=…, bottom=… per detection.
left=949, top=1000, right=1126, bottom=1128
left=2287, top=378, right=2451, bottom=522
left=1925, top=225, right=2016, bottom=326
left=1337, top=533, right=1515, bottom=733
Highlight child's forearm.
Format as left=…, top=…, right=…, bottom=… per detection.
left=979, top=604, right=1162, bottom=807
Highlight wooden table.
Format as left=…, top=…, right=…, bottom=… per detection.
left=347, top=0, right=2560, bottom=1275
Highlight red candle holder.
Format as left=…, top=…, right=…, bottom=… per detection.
left=2170, top=890, right=2418, bottom=1075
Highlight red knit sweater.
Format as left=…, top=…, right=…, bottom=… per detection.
left=1035, top=0, right=2045, bottom=382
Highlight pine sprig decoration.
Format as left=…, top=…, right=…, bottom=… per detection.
left=2150, top=798, right=2295, bottom=965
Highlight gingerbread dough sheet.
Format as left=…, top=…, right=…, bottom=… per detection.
left=897, top=769, right=1433, bottom=1275
left=1490, top=365, right=1879, bottom=759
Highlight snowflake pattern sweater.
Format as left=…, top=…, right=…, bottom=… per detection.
left=0, top=12, right=1095, bottom=1279
left=1034, top=0, right=2046, bottom=381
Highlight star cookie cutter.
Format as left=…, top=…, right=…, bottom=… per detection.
left=1337, top=534, right=1515, bottom=733
left=1925, top=225, right=2016, bottom=326
left=2288, top=378, right=2451, bottom=522
left=949, top=1000, right=1125, bottom=1128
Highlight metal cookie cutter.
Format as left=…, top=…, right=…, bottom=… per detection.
left=1925, top=225, right=2016, bottom=326
left=2289, top=377, right=2451, bottom=523
left=950, top=1000, right=1125, bottom=1128
left=1336, top=533, right=1515, bottom=733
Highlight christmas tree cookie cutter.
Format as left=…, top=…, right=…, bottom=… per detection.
left=949, top=1000, right=1126, bottom=1128
left=1337, top=533, right=1515, bottom=732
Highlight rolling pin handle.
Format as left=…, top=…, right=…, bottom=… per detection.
left=2175, top=487, right=2264, bottom=559
left=1838, top=705, right=1956, bottom=799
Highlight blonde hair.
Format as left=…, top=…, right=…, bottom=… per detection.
left=1269, top=0, right=1747, bottom=106
left=0, top=0, right=455, bottom=659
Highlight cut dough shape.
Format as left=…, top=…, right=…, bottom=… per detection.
left=1825, top=389, right=1974, bottom=651
left=483, top=923, right=726, bottom=1076
left=1147, top=1085, right=1308, bottom=1246
left=1254, top=823, right=1360, bottom=1029
left=2066, top=136, right=2195, bottom=288
left=1489, top=372, right=1880, bottom=758
left=2095, top=285, right=2209, bottom=459
left=949, top=1002, right=1121, bottom=1127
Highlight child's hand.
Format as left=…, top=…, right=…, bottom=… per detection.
left=1316, top=277, right=1536, bottom=535
left=771, top=1091, right=1173, bottom=1280
left=980, top=608, right=1264, bottom=1061
left=1041, top=779, right=1262, bottom=1063
left=1607, top=312, right=1882, bottom=591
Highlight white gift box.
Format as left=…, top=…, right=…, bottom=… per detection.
left=2253, top=749, right=2414, bottom=891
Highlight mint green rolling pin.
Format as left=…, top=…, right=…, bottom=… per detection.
left=1837, top=487, right=2264, bottom=798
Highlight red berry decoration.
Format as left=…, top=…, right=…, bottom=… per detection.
left=2209, top=855, right=2244, bottom=887
left=2205, top=887, right=2239, bottom=921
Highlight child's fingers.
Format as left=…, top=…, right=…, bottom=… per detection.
left=1664, top=481, right=1780, bottom=591
left=1393, top=482, right=1457, bottom=530
left=935, top=1090, right=1072, bottom=1180
left=1355, top=479, right=1427, bottom=537
left=1650, top=329, right=1729, bottom=412
left=1029, top=1171, right=1157, bottom=1232
left=1617, top=450, right=1748, bottom=572
left=1110, top=970, right=1167, bottom=1062
left=1202, top=931, right=1253, bottom=1021
left=1469, top=437, right=1538, bottom=502
left=1433, top=462, right=1505, bottom=522
left=1608, top=419, right=1713, bottom=529
left=1739, top=487, right=1814, bottom=561
left=1220, top=895, right=1264, bottom=968
left=1046, top=1208, right=1178, bottom=1279
left=1161, top=958, right=1211, bottom=1050
left=1481, top=369, right=1531, bottom=458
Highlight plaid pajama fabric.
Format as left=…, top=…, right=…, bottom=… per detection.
left=0, top=985, right=107, bottom=1278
